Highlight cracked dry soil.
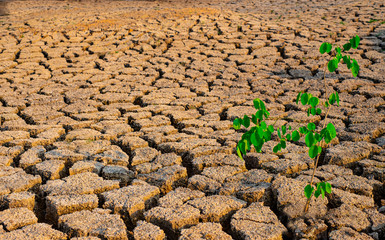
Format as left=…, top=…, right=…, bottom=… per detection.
left=0, top=0, right=384, bottom=239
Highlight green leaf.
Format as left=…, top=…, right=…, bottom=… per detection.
left=350, top=35, right=360, bottom=49
left=259, top=100, right=266, bottom=111
left=307, top=108, right=311, bottom=117
left=277, top=129, right=282, bottom=139
left=273, top=143, right=281, bottom=153
left=309, top=145, right=319, bottom=158
left=296, top=92, right=301, bottom=105
left=238, top=141, right=246, bottom=155
left=307, top=122, right=316, bottom=131
left=319, top=42, right=327, bottom=54
left=304, top=185, right=314, bottom=199
left=286, top=134, right=291, bottom=141
left=326, top=43, right=332, bottom=53
left=263, top=110, right=270, bottom=119
left=319, top=42, right=332, bottom=54
left=351, top=59, right=359, bottom=77
left=343, top=55, right=351, bottom=69
left=327, top=123, right=336, bottom=139
left=309, top=97, right=319, bottom=108
left=329, top=93, right=336, bottom=105
left=336, top=52, right=342, bottom=62
left=236, top=146, right=244, bottom=160
left=243, top=115, right=250, bottom=128
left=255, top=142, right=263, bottom=152
left=324, top=101, right=329, bottom=108
left=343, top=42, right=351, bottom=51
left=325, top=182, right=332, bottom=194
left=310, top=107, right=316, bottom=116
left=317, top=182, right=325, bottom=198
left=254, top=134, right=265, bottom=149
left=250, top=132, right=258, bottom=146
left=301, top=93, right=309, bottom=105
left=282, top=125, right=287, bottom=135
left=233, top=118, right=242, bottom=130
left=335, top=47, right=341, bottom=54
left=241, top=131, right=249, bottom=140
left=244, top=138, right=250, bottom=151
left=328, top=58, right=338, bottom=72
left=256, top=110, right=263, bottom=120
left=318, top=146, right=322, bottom=154
left=292, top=130, right=300, bottom=141
left=268, top=125, right=274, bottom=133
left=253, top=99, right=261, bottom=110
left=260, top=121, right=267, bottom=130
left=263, top=130, right=272, bottom=141
left=314, top=133, right=322, bottom=142
left=280, top=139, right=286, bottom=149
left=324, top=130, right=332, bottom=144
left=314, top=189, right=321, bottom=198
left=251, top=114, right=258, bottom=125
left=288, top=126, right=292, bottom=130
left=305, top=132, right=315, bottom=147
left=299, top=126, right=308, bottom=134
left=316, top=108, right=322, bottom=115
left=257, top=127, right=264, bottom=139
left=320, top=128, right=327, bottom=137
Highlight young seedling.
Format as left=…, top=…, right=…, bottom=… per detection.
left=233, top=35, right=360, bottom=213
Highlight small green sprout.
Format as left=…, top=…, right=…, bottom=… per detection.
left=368, top=19, right=380, bottom=23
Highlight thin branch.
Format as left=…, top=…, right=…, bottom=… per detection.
left=303, top=56, right=333, bottom=213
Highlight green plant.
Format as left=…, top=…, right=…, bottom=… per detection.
left=368, top=19, right=380, bottom=23
left=233, top=35, right=361, bottom=213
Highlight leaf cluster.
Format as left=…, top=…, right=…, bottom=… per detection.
left=319, top=35, right=360, bottom=77
left=304, top=182, right=332, bottom=199
left=233, top=99, right=273, bottom=160
left=233, top=36, right=361, bottom=208
left=234, top=90, right=339, bottom=161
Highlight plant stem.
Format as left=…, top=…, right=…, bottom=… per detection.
left=304, top=149, right=321, bottom=212
left=303, top=58, right=333, bottom=213
left=323, top=59, right=328, bottom=98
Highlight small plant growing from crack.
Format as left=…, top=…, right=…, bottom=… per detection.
left=233, top=35, right=360, bottom=212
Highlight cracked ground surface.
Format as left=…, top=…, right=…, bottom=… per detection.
left=0, top=0, right=385, bottom=239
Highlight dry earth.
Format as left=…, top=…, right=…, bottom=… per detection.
left=0, top=0, right=385, bottom=239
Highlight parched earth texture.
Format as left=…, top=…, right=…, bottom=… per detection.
left=0, top=0, right=384, bottom=239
